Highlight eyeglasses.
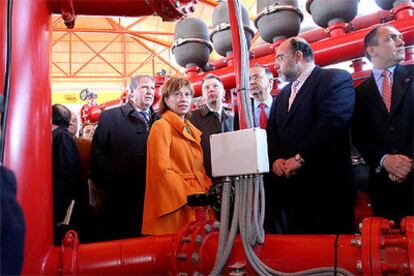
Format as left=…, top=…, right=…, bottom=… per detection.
left=275, top=53, right=292, bottom=63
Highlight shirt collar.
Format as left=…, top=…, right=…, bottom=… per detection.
left=295, top=65, right=315, bottom=85
left=129, top=101, right=149, bottom=113
left=254, top=95, right=273, bottom=109
left=201, top=104, right=223, bottom=119
left=372, top=65, right=396, bottom=82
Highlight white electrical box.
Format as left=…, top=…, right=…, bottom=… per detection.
left=210, top=128, right=269, bottom=177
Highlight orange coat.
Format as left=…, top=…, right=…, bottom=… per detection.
left=142, top=110, right=213, bottom=235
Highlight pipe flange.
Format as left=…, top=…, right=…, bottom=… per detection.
left=171, top=37, right=214, bottom=54
left=209, top=22, right=255, bottom=41
left=254, top=4, right=304, bottom=29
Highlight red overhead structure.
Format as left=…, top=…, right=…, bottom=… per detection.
left=187, top=7, right=414, bottom=95
left=1, top=0, right=413, bottom=275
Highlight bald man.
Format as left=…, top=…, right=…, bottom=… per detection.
left=267, top=37, right=355, bottom=234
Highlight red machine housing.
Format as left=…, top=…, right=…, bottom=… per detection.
left=1, top=0, right=413, bottom=275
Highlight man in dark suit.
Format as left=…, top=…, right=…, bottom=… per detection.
left=268, top=37, right=355, bottom=234
left=249, top=64, right=275, bottom=129
left=352, top=25, right=413, bottom=225
left=1, top=96, right=25, bottom=275
left=0, top=166, right=25, bottom=275
left=91, top=74, right=159, bottom=240
left=52, top=104, right=81, bottom=245
left=190, top=74, right=234, bottom=180
left=234, top=64, right=275, bottom=130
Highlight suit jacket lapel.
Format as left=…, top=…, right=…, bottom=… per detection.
left=279, top=85, right=291, bottom=130
left=365, top=74, right=390, bottom=117
left=282, top=67, right=320, bottom=129
left=390, top=64, right=412, bottom=115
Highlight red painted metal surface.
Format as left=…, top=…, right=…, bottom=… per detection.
left=227, top=0, right=247, bottom=129
left=48, top=0, right=197, bottom=21
left=3, top=0, right=414, bottom=274
left=0, top=1, right=6, bottom=94
left=211, top=9, right=393, bottom=70
left=2, top=0, right=53, bottom=274
left=188, top=15, right=414, bottom=95
left=37, top=216, right=414, bottom=275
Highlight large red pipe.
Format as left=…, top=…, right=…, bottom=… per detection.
left=41, top=217, right=414, bottom=275
left=188, top=15, right=414, bottom=95
left=211, top=10, right=392, bottom=70
left=1, top=0, right=190, bottom=274
left=227, top=0, right=247, bottom=129
left=2, top=0, right=53, bottom=273
left=47, top=0, right=197, bottom=22
left=48, top=0, right=154, bottom=17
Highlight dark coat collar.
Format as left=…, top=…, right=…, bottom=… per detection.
left=199, top=104, right=230, bottom=120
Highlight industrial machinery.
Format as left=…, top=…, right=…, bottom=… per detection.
left=1, top=0, right=413, bottom=275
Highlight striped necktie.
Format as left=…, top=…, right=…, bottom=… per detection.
left=382, top=69, right=392, bottom=112
left=288, top=81, right=299, bottom=111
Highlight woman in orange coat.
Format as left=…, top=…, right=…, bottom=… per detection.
left=142, top=77, right=214, bottom=235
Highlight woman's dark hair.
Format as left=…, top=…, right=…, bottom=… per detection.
left=52, top=104, right=71, bottom=128
left=159, top=77, right=194, bottom=114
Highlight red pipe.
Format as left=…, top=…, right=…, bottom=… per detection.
left=188, top=16, right=414, bottom=95
left=40, top=217, right=414, bottom=275
left=227, top=0, right=246, bottom=129
left=48, top=0, right=154, bottom=17
left=3, top=0, right=53, bottom=274
left=0, top=0, right=5, bottom=95
left=48, top=0, right=196, bottom=21
left=211, top=10, right=392, bottom=70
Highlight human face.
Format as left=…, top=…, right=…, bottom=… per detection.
left=249, top=67, right=271, bottom=102
left=275, top=41, right=300, bottom=83
left=131, top=77, right=155, bottom=110
left=165, top=86, right=192, bottom=119
left=368, top=26, right=405, bottom=68
left=68, top=113, right=78, bottom=136
left=82, top=124, right=95, bottom=141
left=202, top=78, right=224, bottom=110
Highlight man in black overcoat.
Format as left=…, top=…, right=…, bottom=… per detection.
left=91, top=75, right=159, bottom=239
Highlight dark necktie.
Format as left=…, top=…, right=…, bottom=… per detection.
left=382, top=69, right=392, bottom=112
left=259, top=102, right=267, bottom=129
left=140, top=111, right=149, bottom=122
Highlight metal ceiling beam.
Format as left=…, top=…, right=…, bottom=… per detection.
left=131, top=33, right=172, bottom=48
left=130, top=36, right=181, bottom=75
left=53, top=28, right=173, bottom=36
left=71, top=33, right=123, bottom=76
left=52, top=62, right=69, bottom=76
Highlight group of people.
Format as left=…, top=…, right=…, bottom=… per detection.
left=50, top=24, right=412, bottom=243
left=51, top=104, right=98, bottom=243
left=266, top=25, right=412, bottom=233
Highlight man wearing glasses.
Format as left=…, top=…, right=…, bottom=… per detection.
left=267, top=37, right=355, bottom=234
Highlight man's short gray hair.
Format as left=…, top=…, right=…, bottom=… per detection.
left=129, top=74, right=154, bottom=91
left=254, top=64, right=274, bottom=80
